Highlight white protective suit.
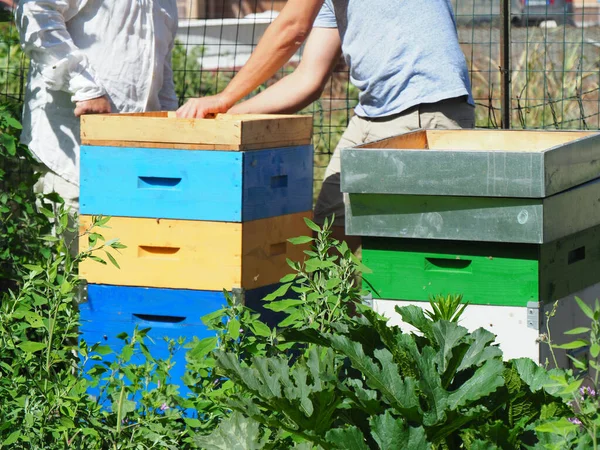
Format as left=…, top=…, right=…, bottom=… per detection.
left=16, top=0, right=179, bottom=188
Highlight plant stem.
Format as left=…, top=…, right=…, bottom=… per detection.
left=116, top=386, right=125, bottom=434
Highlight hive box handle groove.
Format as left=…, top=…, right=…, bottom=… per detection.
left=138, top=245, right=181, bottom=259
left=425, top=257, right=472, bottom=273
left=133, top=314, right=186, bottom=325
left=270, top=242, right=287, bottom=256
left=270, top=175, right=288, bottom=188
left=138, top=176, right=182, bottom=189
left=568, top=246, right=586, bottom=265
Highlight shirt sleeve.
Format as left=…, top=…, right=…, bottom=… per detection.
left=158, top=40, right=179, bottom=111
left=313, top=1, right=337, bottom=28
left=16, top=0, right=106, bottom=102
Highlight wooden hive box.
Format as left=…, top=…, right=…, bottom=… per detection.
left=80, top=282, right=289, bottom=400
left=80, top=284, right=223, bottom=401
left=362, top=223, right=600, bottom=307
left=341, top=129, right=600, bottom=243
left=80, top=112, right=314, bottom=222
left=78, top=212, right=310, bottom=291
left=80, top=112, right=313, bottom=150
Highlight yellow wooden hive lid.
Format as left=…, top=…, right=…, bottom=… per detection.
left=80, top=112, right=313, bottom=151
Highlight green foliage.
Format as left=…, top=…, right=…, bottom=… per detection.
left=172, top=42, right=233, bottom=104
left=0, top=205, right=195, bottom=448
left=425, top=294, right=468, bottom=323
left=201, top=302, right=572, bottom=449
left=264, top=215, right=370, bottom=333
left=196, top=222, right=573, bottom=449
left=0, top=23, right=28, bottom=103
left=194, top=412, right=271, bottom=450
left=182, top=290, right=284, bottom=434
left=79, top=328, right=191, bottom=449
left=535, top=298, right=600, bottom=450
left=0, top=104, right=54, bottom=292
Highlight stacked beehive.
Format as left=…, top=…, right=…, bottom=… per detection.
left=78, top=112, right=313, bottom=394
left=341, top=129, right=600, bottom=365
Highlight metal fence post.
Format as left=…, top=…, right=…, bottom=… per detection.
left=500, top=0, right=511, bottom=129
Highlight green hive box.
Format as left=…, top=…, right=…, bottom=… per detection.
left=342, top=129, right=600, bottom=244
left=362, top=223, right=600, bottom=307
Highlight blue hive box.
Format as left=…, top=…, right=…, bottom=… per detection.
left=80, top=283, right=285, bottom=402
left=80, top=144, right=313, bottom=222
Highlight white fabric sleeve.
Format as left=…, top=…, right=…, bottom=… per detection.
left=313, top=1, right=337, bottom=28
left=16, top=0, right=106, bottom=102
left=159, top=41, right=179, bottom=111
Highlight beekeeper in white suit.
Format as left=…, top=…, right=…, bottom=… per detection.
left=16, top=0, right=179, bottom=212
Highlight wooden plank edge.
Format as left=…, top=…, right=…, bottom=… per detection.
left=81, top=115, right=313, bottom=148
left=81, top=115, right=243, bottom=146
left=80, top=139, right=313, bottom=151
left=90, top=112, right=304, bottom=120
left=239, top=116, right=314, bottom=146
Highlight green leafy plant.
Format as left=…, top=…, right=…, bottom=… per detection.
left=263, top=215, right=370, bottom=333
left=180, top=213, right=371, bottom=438
left=425, top=293, right=468, bottom=323
left=80, top=328, right=190, bottom=449
left=0, top=103, right=55, bottom=292
left=183, top=217, right=371, bottom=446
left=535, top=297, right=600, bottom=449
left=200, top=303, right=573, bottom=449
left=0, top=209, right=107, bottom=447
left=181, top=290, right=280, bottom=436
left=196, top=221, right=572, bottom=449
left=0, top=202, right=196, bottom=449
left=0, top=23, right=28, bottom=103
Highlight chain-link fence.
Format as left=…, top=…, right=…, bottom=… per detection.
left=2, top=1, right=600, bottom=184
left=455, top=0, right=600, bottom=131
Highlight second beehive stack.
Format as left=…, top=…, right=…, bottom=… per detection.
left=342, top=128, right=600, bottom=365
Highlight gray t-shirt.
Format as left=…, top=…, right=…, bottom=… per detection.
left=314, top=0, right=474, bottom=118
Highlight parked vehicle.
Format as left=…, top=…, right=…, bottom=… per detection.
left=512, top=0, right=574, bottom=25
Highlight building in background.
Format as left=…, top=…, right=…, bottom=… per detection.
left=572, top=0, right=600, bottom=27
left=175, top=0, right=293, bottom=70
left=177, top=0, right=287, bottom=20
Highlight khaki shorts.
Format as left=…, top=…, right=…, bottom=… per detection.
left=314, top=96, right=475, bottom=225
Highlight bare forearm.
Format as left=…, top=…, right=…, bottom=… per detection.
left=176, top=0, right=326, bottom=118
left=230, top=27, right=342, bottom=115
left=229, top=70, right=325, bottom=114
left=219, top=0, right=323, bottom=107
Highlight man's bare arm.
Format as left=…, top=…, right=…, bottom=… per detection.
left=176, top=0, right=324, bottom=118
left=228, top=27, right=341, bottom=114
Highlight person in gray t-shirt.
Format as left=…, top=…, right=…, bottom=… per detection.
left=177, top=0, right=474, bottom=248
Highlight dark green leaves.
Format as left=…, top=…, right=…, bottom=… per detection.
left=18, top=341, right=47, bottom=353
left=194, top=413, right=268, bottom=449
left=370, top=412, right=430, bottom=450
left=325, top=427, right=369, bottom=450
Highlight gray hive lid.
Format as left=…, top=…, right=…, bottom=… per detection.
left=341, top=129, right=600, bottom=198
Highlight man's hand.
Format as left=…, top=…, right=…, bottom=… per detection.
left=176, top=93, right=232, bottom=119
left=74, top=95, right=112, bottom=117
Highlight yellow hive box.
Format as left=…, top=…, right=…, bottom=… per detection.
left=79, top=212, right=311, bottom=291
